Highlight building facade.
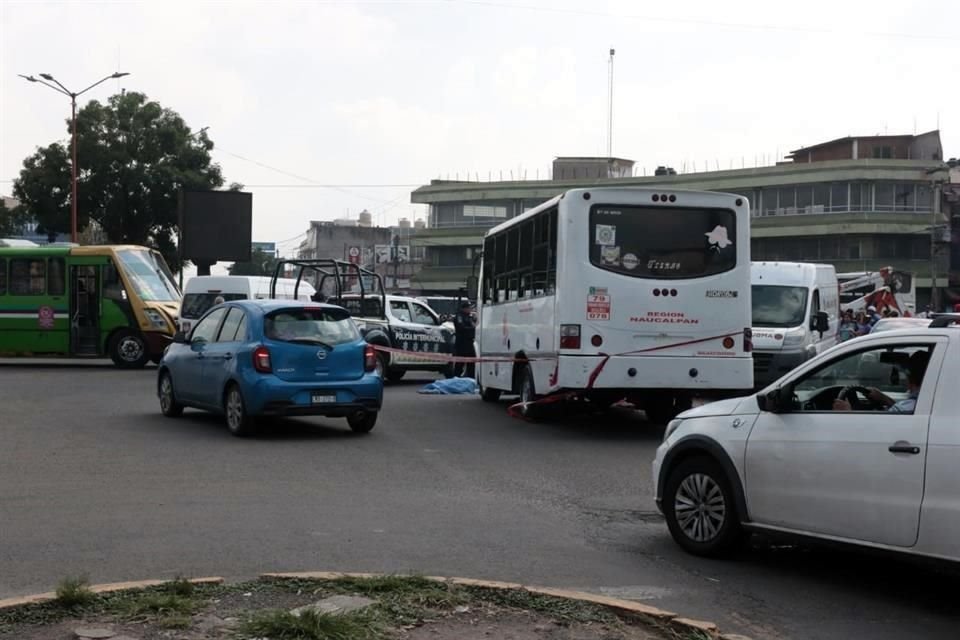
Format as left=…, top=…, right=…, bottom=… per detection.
left=410, top=137, right=958, bottom=307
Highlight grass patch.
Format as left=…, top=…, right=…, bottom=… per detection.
left=462, top=586, right=617, bottom=625
left=161, top=576, right=196, bottom=597
left=124, top=593, right=197, bottom=617
left=54, top=575, right=96, bottom=608
left=240, top=608, right=375, bottom=640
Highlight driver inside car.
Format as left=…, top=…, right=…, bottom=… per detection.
left=832, top=351, right=929, bottom=414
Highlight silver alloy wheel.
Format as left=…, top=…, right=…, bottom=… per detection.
left=375, top=354, right=386, bottom=378
left=226, top=388, right=244, bottom=430
left=520, top=370, right=534, bottom=404
left=674, top=473, right=726, bottom=542
left=118, top=335, right=144, bottom=362
left=160, top=375, right=174, bottom=412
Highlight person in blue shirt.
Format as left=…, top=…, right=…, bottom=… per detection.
left=866, top=305, right=882, bottom=326
left=838, top=309, right=857, bottom=342
left=833, top=351, right=929, bottom=414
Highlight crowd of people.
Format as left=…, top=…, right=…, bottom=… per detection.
left=838, top=304, right=896, bottom=342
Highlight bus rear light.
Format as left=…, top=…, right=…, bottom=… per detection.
left=722, top=337, right=735, bottom=349
left=253, top=346, right=272, bottom=373
left=652, top=194, right=660, bottom=202
left=743, top=328, right=753, bottom=353
left=669, top=194, right=677, bottom=202
left=560, top=324, right=581, bottom=349
left=591, top=334, right=603, bottom=347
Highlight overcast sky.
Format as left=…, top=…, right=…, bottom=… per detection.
left=2, top=0, right=957, bottom=258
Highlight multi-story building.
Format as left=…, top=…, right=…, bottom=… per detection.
left=410, top=133, right=957, bottom=307
left=296, top=217, right=427, bottom=292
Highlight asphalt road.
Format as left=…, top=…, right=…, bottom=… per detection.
left=1, top=362, right=958, bottom=639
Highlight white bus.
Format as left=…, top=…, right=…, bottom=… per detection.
left=476, top=187, right=754, bottom=423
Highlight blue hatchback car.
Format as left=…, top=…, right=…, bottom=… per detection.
left=157, top=300, right=383, bottom=436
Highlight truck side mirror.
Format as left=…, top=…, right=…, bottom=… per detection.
left=811, top=311, right=829, bottom=335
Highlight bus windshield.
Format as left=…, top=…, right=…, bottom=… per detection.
left=117, top=249, right=180, bottom=302
left=752, top=285, right=809, bottom=328
left=588, top=205, right=736, bottom=278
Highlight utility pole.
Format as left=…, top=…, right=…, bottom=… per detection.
left=607, top=48, right=615, bottom=158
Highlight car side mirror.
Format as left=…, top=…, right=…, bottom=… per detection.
left=758, top=387, right=788, bottom=414
left=811, top=311, right=829, bottom=335
left=172, top=331, right=188, bottom=344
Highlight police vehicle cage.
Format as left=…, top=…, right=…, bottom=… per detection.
left=271, top=258, right=387, bottom=319
left=928, top=313, right=960, bottom=328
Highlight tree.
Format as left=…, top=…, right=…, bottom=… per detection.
left=11, top=144, right=71, bottom=241
left=12, top=91, right=225, bottom=267
left=229, top=249, right=279, bottom=276
left=0, top=198, right=29, bottom=238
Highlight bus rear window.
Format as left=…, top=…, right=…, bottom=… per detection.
left=588, top=205, right=737, bottom=279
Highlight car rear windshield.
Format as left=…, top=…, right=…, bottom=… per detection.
left=265, top=307, right=360, bottom=345
left=180, top=293, right=246, bottom=319
left=752, top=285, right=809, bottom=328
left=588, top=204, right=737, bottom=278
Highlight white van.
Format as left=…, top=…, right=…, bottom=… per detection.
left=178, top=276, right=316, bottom=333
left=751, top=262, right=839, bottom=387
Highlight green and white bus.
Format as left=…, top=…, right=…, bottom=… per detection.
left=0, top=243, right=181, bottom=368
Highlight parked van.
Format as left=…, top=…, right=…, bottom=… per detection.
left=179, top=276, right=315, bottom=333
left=751, top=262, right=839, bottom=387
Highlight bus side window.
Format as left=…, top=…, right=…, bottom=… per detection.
left=10, top=258, right=46, bottom=295
left=103, top=262, right=127, bottom=301
left=48, top=258, right=65, bottom=296
left=0, top=258, right=6, bottom=295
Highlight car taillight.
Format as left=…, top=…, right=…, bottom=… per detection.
left=364, top=344, right=377, bottom=372
left=743, top=328, right=753, bottom=353
left=253, top=345, right=272, bottom=373
left=560, top=324, right=581, bottom=349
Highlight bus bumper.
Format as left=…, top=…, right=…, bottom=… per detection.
left=557, top=354, right=754, bottom=392
left=144, top=331, right=173, bottom=358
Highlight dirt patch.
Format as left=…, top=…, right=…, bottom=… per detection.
left=0, top=576, right=683, bottom=640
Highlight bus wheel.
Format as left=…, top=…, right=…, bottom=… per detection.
left=109, top=329, right=150, bottom=369
left=645, top=395, right=682, bottom=425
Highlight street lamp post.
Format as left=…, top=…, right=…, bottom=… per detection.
left=19, top=71, right=130, bottom=243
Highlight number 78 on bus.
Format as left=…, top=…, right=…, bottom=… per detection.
left=474, top=187, right=753, bottom=424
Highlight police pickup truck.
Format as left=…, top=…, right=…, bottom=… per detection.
left=270, top=259, right=456, bottom=383
left=339, top=293, right=455, bottom=382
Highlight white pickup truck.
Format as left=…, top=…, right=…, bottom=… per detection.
left=653, top=314, right=960, bottom=563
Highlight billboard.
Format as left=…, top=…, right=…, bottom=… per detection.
left=251, top=241, right=277, bottom=256
left=179, top=190, right=253, bottom=263
left=374, top=244, right=410, bottom=264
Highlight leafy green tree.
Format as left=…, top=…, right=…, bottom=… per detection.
left=229, top=249, right=279, bottom=276
left=11, top=144, right=71, bottom=241
left=12, top=91, right=225, bottom=267
left=0, top=198, right=28, bottom=237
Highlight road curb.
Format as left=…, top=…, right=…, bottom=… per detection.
left=261, top=571, right=741, bottom=639
left=0, top=577, right=223, bottom=611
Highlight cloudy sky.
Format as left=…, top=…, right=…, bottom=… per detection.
left=2, top=0, right=957, bottom=258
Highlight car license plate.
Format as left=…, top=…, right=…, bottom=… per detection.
left=311, top=392, right=337, bottom=404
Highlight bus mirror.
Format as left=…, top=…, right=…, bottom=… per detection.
left=172, top=331, right=188, bottom=344
left=465, top=275, right=479, bottom=296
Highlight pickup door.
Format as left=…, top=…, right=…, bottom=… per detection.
left=387, top=300, right=451, bottom=366
left=745, top=336, right=945, bottom=548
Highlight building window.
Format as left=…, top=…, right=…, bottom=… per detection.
left=872, top=146, right=893, bottom=159
left=778, top=186, right=796, bottom=214
left=916, top=184, right=933, bottom=211
left=761, top=188, right=777, bottom=216
left=463, top=205, right=508, bottom=219
left=830, top=183, right=848, bottom=212
left=895, top=184, right=916, bottom=212
left=797, top=185, right=813, bottom=213
left=812, top=184, right=830, bottom=213
left=875, top=183, right=896, bottom=211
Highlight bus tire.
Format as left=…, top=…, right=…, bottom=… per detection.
left=386, top=369, right=406, bottom=383
left=108, top=329, right=150, bottom=369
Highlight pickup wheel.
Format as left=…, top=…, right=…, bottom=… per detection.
left=374, top=352, right=389, bottom=380
left=662, top=456, right=743, bottom=557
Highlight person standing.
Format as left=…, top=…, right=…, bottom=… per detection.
left=838, top=309, right=857, bottom=342
left=453, top=300, right=477, bottom=378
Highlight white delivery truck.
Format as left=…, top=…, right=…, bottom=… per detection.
left=751, top=262, right=839, bottom=387
left=179, top=275, right=316, bottom=333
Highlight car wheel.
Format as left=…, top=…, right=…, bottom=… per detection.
left=663, top=456, right=743, bottom=557
left=224, top=384, right=257, bottom=437
left=109, top=329, right=150, bottom=369
left=386, top=369, right=406, bottom=383
left=375, top=352, right=389, bottom=380
left=480, top=385, right=502, bottom=402
left=158, top=371, right=184, bottom=418
left=347, top=410, right=377, bottom=433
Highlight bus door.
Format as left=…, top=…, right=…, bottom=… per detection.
left=70, top=265, right=101, bottom=356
